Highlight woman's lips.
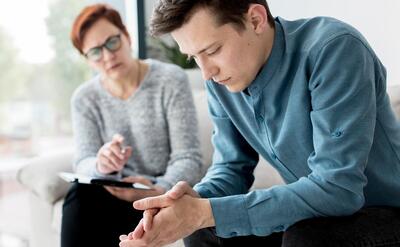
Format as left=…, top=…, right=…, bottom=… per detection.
left=107, top=63, right=121, bottom=71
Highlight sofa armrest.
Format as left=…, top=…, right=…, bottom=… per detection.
left=17, top=148, right=74, bottom=204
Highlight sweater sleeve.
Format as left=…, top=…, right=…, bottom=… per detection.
left=155, top=69, right=204, bottom=190
left=196, top=35, right=379, bottom=238
left=70, top=89, right=111, bottom=178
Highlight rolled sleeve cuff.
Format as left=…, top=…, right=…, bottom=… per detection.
left=194, top=184, right=214, bottom=198
left=209, top=194, right=252, bottom=238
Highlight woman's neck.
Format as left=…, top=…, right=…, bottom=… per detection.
left=103, top=59, right=142, bottom=100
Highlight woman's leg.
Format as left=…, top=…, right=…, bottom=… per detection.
left=61, top=183, right=142, bottom=247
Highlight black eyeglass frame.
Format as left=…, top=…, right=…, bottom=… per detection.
left=84, top=33, right=122, bottom=62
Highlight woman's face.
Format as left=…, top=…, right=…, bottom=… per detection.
left=81, top=18, right=133, bottom=80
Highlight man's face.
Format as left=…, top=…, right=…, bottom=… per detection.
left=172, top=8, right=267, bottom=92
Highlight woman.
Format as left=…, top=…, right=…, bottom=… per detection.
left=61, top=4, right=204, bottom=247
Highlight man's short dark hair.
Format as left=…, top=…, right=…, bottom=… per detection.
left=150, top=0, right=274, bottom=36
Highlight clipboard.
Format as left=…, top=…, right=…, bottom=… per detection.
left=58, top=172, right=153, bottom=190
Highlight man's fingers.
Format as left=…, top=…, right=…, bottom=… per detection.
left=119, top=234, right=129, bottom=241
left=131, top=219, right=145, bottom=239
left=143, top=208, right=158, bottom=231
left=133, top=195, right=174, bottom=210
left=167, top=181, right=199, bottom=199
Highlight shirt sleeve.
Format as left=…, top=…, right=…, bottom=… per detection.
left=155, top=69, right=204, bottom=190
left=196, top=34, right=380, bottom=238
left=194, top=85, right=259, bottom=198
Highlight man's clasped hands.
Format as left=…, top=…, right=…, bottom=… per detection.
left=119, top=181, right=215, bottom=247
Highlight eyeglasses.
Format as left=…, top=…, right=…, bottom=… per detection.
left=84, top=34, right=122, bottom=62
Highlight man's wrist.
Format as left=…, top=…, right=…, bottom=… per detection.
left=198, top=198, right=215, bottom=228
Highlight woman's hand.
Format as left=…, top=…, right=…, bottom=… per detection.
left=105, top=176, right=166, bottom=202
left=96, top=134, right=132, bottom=174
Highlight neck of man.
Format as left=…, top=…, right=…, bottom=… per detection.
left=248, top=24, right=275, bottom=83
left=259, top=24, right=275, bottom=71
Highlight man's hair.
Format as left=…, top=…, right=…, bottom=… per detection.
left=70, top=4, right=130, bottom=54
left=150, top=0, right=274, bottom=36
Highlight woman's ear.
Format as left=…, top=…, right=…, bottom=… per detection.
left=247, top=4, right=268, bottom=34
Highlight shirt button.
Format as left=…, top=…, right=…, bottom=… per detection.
left=332, top=131, right=343, bottom=137
left=258, top=115, right=264, bottom=121
left=271, top=153, right=277, bottom=160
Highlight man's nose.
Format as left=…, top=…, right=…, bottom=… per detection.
left=198, top=59, right=218, bottom=81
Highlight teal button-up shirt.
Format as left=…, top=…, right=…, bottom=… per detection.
left=194, top=17, right=400, bottom=238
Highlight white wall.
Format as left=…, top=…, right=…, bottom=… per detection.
left=144, top=0, right=400, bottom=84
left=268, top=0, right=400, bottom=85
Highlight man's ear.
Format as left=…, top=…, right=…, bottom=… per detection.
left=247, top=4, right=268, bottom=34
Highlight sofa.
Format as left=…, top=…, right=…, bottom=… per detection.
left=17, top=71, right=400, bottom=247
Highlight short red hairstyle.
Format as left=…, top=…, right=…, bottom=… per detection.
left=70, top=3, right=130, bottom=54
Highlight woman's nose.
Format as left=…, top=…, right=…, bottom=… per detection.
left=102, top=47, right=115, bottom=61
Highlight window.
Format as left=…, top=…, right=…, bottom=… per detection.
left=0, top=0, right=134, bottom=245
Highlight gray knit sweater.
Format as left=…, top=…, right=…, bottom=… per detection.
left=71, top=59, right=204, bottom=189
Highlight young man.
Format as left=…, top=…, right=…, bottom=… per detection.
left=120, top=1, right=400, bottom=246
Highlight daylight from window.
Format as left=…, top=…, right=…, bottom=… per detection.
left=0, top=0, right=92, bottom=164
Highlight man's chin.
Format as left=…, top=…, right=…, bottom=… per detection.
left=225, top=84, right=247, bottom=93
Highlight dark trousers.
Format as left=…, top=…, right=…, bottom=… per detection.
left=184, top=206, right=400, bottom=247
left=61, top=183, right=142, bottom=247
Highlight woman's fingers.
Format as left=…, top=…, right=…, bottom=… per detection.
left=99, top=151, right=122, bottom=171
left=108, top=142, right=125, bottom=160
left=96, top=134, right=133, bottom=174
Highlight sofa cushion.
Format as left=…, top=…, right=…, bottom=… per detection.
left=192, top=89, right=214, bottom=170
left=17, top=149, right=73, bottom=204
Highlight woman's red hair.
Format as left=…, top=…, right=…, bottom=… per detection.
left=70, top=4, right=130, bottom=54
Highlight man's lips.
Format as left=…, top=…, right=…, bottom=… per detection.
left=215, top=77, right=231, bottom=84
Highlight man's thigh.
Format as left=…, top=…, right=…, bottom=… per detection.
left=184, top=227, right=282, bottom=247
left=185, top=206, right=400, bottom=247
left=283, top=206, right=400, bottom=247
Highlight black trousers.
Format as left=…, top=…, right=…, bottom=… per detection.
left=184, top=206, right=400, bottom=247
left=61, top=183, right=142, bottom=247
